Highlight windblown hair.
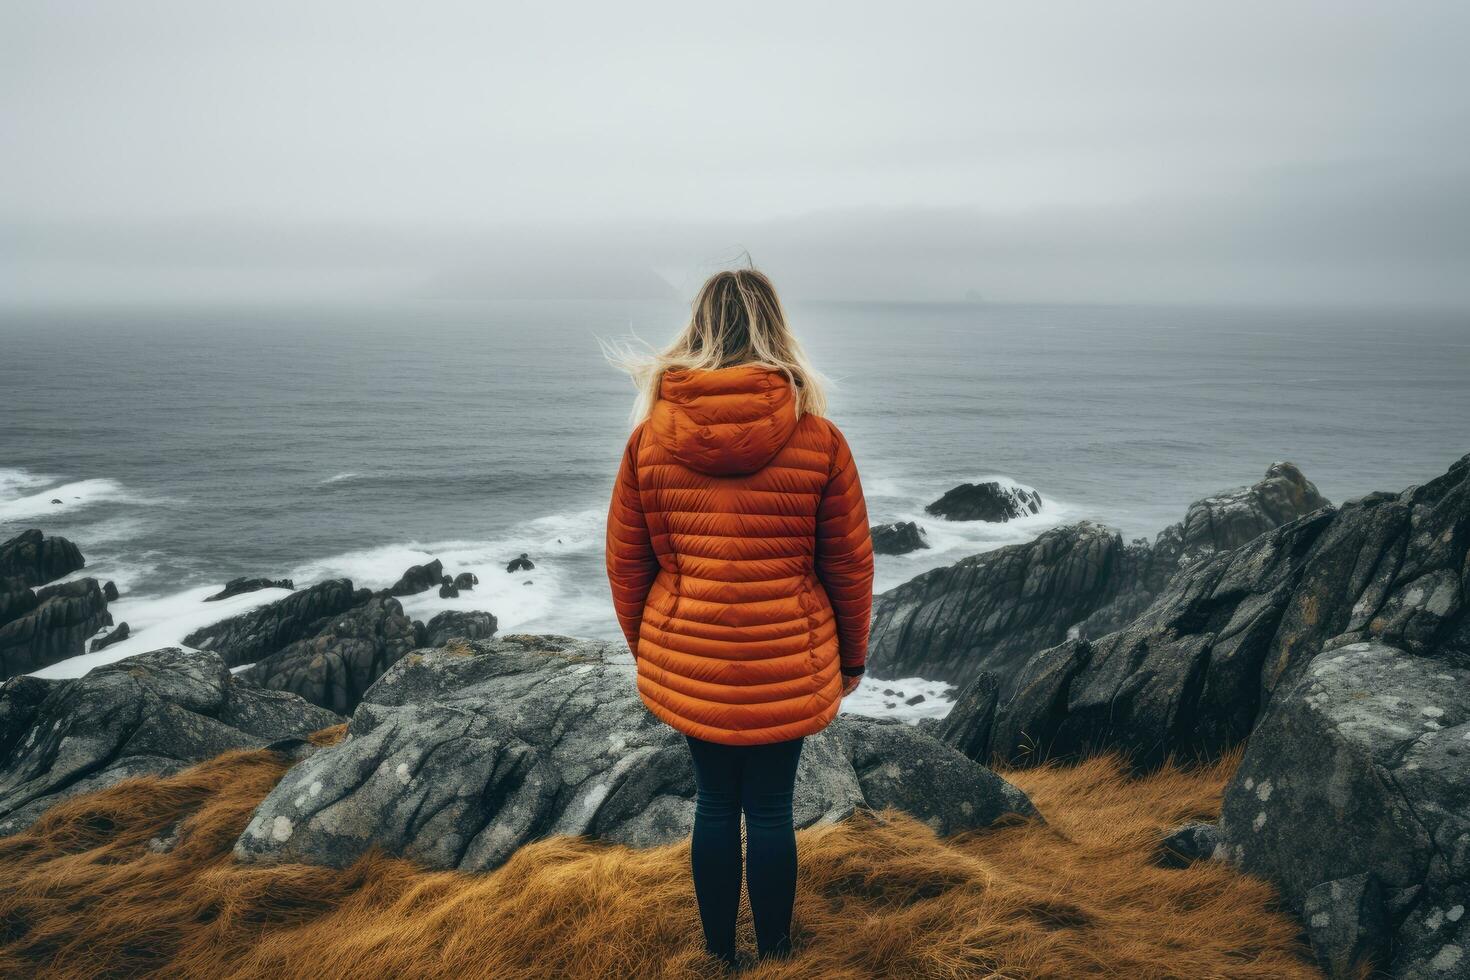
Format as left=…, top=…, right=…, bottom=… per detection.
left=607, top=268, right=828, bottom=424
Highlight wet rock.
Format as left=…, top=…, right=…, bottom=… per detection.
left=870, top=522, right=929, bottom=556
left=235, top=635, right=1035, bottom=872
left=1156, top=822, right=1221, bottom=868
left=506, top=553, right=535, bottom=573
left=0, top=647, right=341, bottom=836
left=1217, top=643, right=1469, bottom=978
left=453, top=572, right=478, bottom=591
left=91, top=621, right=130, bottom=652
left=423, top=610, right=498, bottom=647
left=102, top=580, right=119, bottom=602
left=205, top=576, right=294, bottom=602
left=238, top=596, right=418, bottom=715
left=387, top=559, right=445, bottom=597
left=904, top=693, right=925, bottom=706
left=937, top=671, right=999, bottom=763
left=182, top=579, right=366, bottom=668
left=0, top=578, right=112, bottom=679
left=0, top=529, right=84, bottom=590
left=438, top=582, right=459, bottom=599
left=0, top=589, right=38, bottom=631
left=925, top=481, right=1042, bottom=522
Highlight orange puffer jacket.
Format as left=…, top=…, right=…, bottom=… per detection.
left=605, top=364, right=874, bottom=745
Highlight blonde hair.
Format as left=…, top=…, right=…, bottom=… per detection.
left=606, top=268, right=828, bottom=424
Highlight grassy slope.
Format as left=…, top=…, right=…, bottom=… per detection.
left=0, top=728, right=1321, bottom=979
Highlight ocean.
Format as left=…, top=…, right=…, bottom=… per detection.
left=3, top=298, right=1468, bottom=711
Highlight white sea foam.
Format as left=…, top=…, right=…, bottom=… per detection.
left=319, top=472, right=361, bottom=484
left=32, top=584, right=295, bottom=679
left=0, top=476, right=165, bottom=523
left=0, top=467, right=55, bottom=499
left=841, top=675, right=957, bottom=724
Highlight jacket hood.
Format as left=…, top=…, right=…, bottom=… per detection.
left=648, top=365, right=800, bottom=476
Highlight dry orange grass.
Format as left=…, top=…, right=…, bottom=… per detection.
left=0, top=737, right=1319, bottom=979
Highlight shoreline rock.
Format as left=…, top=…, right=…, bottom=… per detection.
left=181, top=579, right=366, bottom=668
left=925, top=481, right=1042, bottom=523
left=205, top=576, right=295, bottom=602
left=870, top=521, right=929, bottom=555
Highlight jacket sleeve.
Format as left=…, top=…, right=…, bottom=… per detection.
left=606, top=425, right=660, bottom=656
left=815, top=423, right=875, bottom=675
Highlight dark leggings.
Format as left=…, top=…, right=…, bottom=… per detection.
left=685, top=734, right=805, bottom=967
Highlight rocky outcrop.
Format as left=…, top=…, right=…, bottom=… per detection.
left=238, top=596, right=418, bottom=714
left=387, top=560, right=445, bottom=597
left=869, top=463, right=1333, bottom=688
left=91, top=622, right=130, bottom=652
left=182, top=579, right=366, bottom=668
left=235, top=635, right=1036, bottom=872
left=453, top=572, right=478, bottom=591
left=506, top=554, right=535, bottom=573
left=423, top=610, right=498, bottom=647
left=944, top=453, right=1467, bottom=772
left=1217, top=643, right=1468, bottom=979
left=867, top=522, right=1123, bottom=687
left=1153, top=462, right=1328, bottom=571
left=0, top=578, right=112, bottom=679
left=925, top=482, right=1041, bottom=522
left=0, top=529, right=84, bottom=592
left=205, top=576, right=294, bottom=602
left=0, top=648, right=341, bottom=836
left=870, top=521, right=928, bottom=555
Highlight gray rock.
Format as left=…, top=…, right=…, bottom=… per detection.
left=972, top=453, right=1468, bottom=770
left=0, top=647, right=341, bottom=836
left=182, top=579, right=366, bottom=667
left=0, top=529, right=85, bottom=591
left=0, top=578, right=112, bottom=679
left=867, top=521, right=1124, bottom=688
left=1218, top=643, right=1469, bottom=979
left=0, top=588, right=38, bottom=631
left=925, top=481, right=1042, bottom=522
left=235, top=635, right=1035, bottom=872
left=870, top=521, right=929, bottom=555
left=90, top=621, right=130, bottom=652
left=238, top=596, right=418, bottom=714
left=205, top=576, right=294, bottom=602
left=438, top=582, right=459, bottom=599
left=388, top=559, right=445, bottom=597
left=938, top=671, right=1000, bottom=763
left=102, top=580, right=119, bottom=602
left=870, top=463, right=1332, bottom=689
left=1156, top=821, right=1221, bottom=868
left=453, top=572, right=478, bottom=591
left=1303, top=874, right=1390, bottom=980
left=827, top=715, right=1036, bottom=836
left=423, top=610, right=498, bottom=647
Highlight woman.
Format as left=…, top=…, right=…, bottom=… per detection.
left=605, top=269, right=874, bottom=969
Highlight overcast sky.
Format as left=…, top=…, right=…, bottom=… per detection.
left=3, top=1, right=1468, bottom=306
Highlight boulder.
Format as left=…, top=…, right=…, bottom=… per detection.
left=0, top=530, right=84, bottom=589
left=235, top=635, right=1035, bottom=873
left=937, top=671, right=1000, bottom=763
left=90, top=621, right=130, bottom=652
left=925, top=481, right=1042, bottom=522
left=205, top=576, right=295, bottom=602
left=0, top=648, right=341, bottom=836
left=0, top=578, right=112, bottom=679
left=453, top=572, right=478, bottom=591
left=181, top=579, right=366, bottom=668
left=867, top=522, right=1123, bottom=687
left=826, top=715, right=1036, bottom=836
left=238, top=596, right=418, bottom=714
left=0, top=589, right=38, bottom=631
left=423, top=610, right=498, bottom=647
left=102, top=580, right=119, bottom=602
left=870, top=521, right=929, bottom=556
left=438, top=582, right=459, bottom=599
left=1156, top=822, right=1222, bottom=868
left=387, top=559, right=445, bottom=597
left=506, top=554, right=535, bottom=573
left=965, top=453, right=1468, bottom=770
left=1216, top=643, right=1469, bottom=979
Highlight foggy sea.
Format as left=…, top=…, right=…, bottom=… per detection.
left=3, top=299, right=1468, bottom=711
